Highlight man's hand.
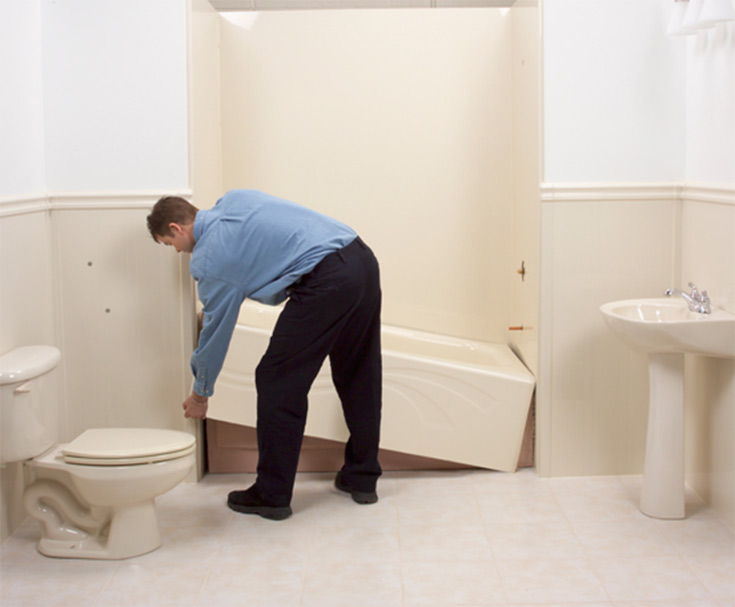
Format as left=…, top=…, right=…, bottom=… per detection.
left=183, top=392, right=209, bottom=419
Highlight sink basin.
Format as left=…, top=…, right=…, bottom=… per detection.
left=601, top=297, right=735, bottom=358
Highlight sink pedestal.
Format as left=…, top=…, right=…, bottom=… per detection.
left=640, top=353, right=685, bottom=519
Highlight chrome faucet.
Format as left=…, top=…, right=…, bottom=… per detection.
left=664, top=282, right=711, bottom=314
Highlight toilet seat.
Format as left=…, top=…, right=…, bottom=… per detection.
left=61, top=428, right=196, bottom=466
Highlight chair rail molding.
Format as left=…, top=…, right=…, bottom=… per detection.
left=541, top=182, right=735, bottom=206
left=0, top=190, right=194, bottom=218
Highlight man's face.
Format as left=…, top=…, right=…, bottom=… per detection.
left=157, top=223, right=195, bottom=254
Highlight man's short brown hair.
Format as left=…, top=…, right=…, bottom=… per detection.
left=147, top=196, right=198, bottom=241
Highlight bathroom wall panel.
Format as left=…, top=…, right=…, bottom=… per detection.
left=544, top=198, right=678, bottom=476
left=53, top=207, right=191, bottom=442
left=680, top=199, right=735, bottom=313
left=0, top=211, right=56, bottom=352
left=0, top=208, right=57, bottom=541
left=218, top=9, right=515, bottom=342
left=681, top=198, right=735, bottom=530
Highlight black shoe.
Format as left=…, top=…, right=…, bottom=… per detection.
left=227, top=485, right=292, bottom=520
left=335, top=472, right=378, bottom=505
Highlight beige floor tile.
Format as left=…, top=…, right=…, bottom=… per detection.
left=402, top=559, right=505, bottom=606
left=476, top=487, right=568, bottom=525
left=683, top=552, right=735, bottom=601
left=312, top=489, right=399, bottom=530
left=656, top=516, right=735, bottom=559
left=217, top=518, right=312, bottom=568
left=3, top=469, right=734, bottom=607
left=399, top=522, right=493, bottom=562
left=308, top=524, right=401, bottom=564
left=301, top=560, right=402, bottom=607
left=0, top=555, right=118, bottom=607
left=551, top=476, right=647, bottom=523
left=391, top=470, right=477, bottom=498
left=96, top=559, right=208, bottom=606
left=200, top=557, right=304, bottom=607
left=485, top=520, right=586, bottom=561
left=495, top=556, right=609, bottom=604
left=397, top=490, right=483, bottom=527
left=589, top=553, right=713, bottom=602
left=508, top=603, right=612, bottom=607
left=572, top=518, right=677, bottom=558
left=610, top=601, right=719, bottom=607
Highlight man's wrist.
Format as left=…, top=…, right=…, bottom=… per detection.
left=192, top=393, right=209, bottom=405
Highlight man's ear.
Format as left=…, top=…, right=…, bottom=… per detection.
left=168, top=222, right=184, bottom=236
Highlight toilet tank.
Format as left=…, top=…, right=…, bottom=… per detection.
left=0, top=346, right=61, bottom=464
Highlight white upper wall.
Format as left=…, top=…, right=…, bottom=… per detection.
left=685, top=24, right=735, bottom=184
left=0, top=0, right=46, bottom=197
left=40, top=0, right=190, bottom=192
left=543, top=0, right=686, bottom=183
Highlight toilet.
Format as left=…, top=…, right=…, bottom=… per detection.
left=0, top=346, right=196, bottom=560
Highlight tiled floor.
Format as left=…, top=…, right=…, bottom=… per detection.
left=1, top=469, right=733, bottom=606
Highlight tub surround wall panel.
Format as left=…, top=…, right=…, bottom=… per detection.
left=509, top=4, right=540, bottom=376
left=218, top=9, right=515, bottom=342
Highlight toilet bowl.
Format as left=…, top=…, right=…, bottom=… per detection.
left=25, top=428, right=195, bottom=560
left=0, top=346, right=196, bottom=560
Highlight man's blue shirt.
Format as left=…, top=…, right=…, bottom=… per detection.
left=189, top=189, right=356, bottom=397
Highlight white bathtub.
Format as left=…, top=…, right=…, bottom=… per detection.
left=209, top=302, right=535, bottom=472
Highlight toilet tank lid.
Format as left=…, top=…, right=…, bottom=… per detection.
left=0, top=346, right=61, bottom=385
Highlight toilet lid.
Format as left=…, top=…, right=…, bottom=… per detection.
left=61, top=428, right=196, bottom=466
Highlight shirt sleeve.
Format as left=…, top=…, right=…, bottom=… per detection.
left=190, top=277, right=244, bottom=397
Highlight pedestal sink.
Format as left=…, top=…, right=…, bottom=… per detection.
left=600, top=297, right=735, bottom=519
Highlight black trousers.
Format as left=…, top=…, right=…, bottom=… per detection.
left=254, top=237, right=382, bottom=506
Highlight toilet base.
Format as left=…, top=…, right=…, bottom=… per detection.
left=36, top=500, right=162, bottom=560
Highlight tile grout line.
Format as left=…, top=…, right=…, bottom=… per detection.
left=473, top=480, right=511, bottom=606
left=554, top=481, right=615, bottom=607
left=195, top=507, right=234, bottom=607
left=90, top=558, right=121, bottom=607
